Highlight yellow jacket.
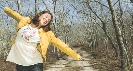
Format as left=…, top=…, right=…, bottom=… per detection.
left=4, top=7, right=80, bottom=61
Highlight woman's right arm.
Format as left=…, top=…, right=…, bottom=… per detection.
left=4, top=7, right=23, bottom=22
left=48, top=31, right=81, bottom=60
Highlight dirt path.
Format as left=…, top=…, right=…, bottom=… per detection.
left=44, top=47, right=98, bottom=71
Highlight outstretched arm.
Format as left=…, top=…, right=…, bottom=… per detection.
left=48, top=31, right=82, bottom=60
left=4, top=7, right=23, bottom=22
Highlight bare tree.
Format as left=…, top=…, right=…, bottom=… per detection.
left=107, top=0, right=129, bottom=70
left=85, top=0, right=118, bottom=56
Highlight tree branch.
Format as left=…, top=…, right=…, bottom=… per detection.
left=85, top=1, right=104, bottom=24
left=90, top=0, right=109, bottom=9
left=42, top=0, right=49, bottom=11
left=66, top=0, right=78, bottom=11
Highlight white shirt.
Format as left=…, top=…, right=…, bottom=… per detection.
left=6, top=24, right=43, bottom=66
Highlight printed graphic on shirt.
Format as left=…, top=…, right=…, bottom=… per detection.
left=21, top=27, right=36, bottom=41
left=19, top=25, right=40, bottom=43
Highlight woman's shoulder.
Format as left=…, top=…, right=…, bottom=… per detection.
left=47, top=30, right=54, bottom=35
left=21, top=17, right=31, bottom=21
left=20, top=17, right=31, bottom=23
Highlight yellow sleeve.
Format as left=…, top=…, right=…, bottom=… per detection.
left=49, top=31, right=80, bottom=60
left=4, top=7, right=23, bottom=22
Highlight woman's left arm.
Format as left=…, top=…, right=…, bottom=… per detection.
left=4, top=7, right=23, bottom=22
left=48, top=31, right=83, bottom=60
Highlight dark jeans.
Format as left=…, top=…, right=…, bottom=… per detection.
left=16, top=63, right=43, bottom=71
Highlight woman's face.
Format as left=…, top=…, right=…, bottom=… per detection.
left=38, top=13, right=52, bottom=27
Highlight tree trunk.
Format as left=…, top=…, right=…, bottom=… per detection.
left=17, top=0, right=22, bottom=14
left=107, top=0, right=129, bottom=70
left=35, top=0, right=38, bottom=14
left=53, top=0, right=57, bottom=54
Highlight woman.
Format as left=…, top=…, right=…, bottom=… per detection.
left=4, top=7, right=84, bottom=71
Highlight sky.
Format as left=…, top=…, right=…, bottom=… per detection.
left=1, top=0, right=133, bottom=29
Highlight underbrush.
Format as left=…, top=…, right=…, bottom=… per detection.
left=80, top=43, right=133, bottom=71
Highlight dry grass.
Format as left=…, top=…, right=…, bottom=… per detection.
left=0, top=59, right=16, bottom=71
left=81, top=42, right=133, bottom=71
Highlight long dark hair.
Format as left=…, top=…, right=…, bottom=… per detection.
left=31, top=11, right=53, bottom=32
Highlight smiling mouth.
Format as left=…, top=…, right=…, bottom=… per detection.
left=43, top=19, right=47, bottom=24
left=43, top=19, right=46, bottom=24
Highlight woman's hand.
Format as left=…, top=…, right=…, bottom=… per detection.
left=79, top=56, right=85, bottom=60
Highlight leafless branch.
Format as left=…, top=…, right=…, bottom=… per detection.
left=90, top=0, right=109, bottom=9
left=113, top=0, right=119, bottom=6
left=86, top=2, right=104, bottom=24
left=91, top=16, right=102, bottom=28
left=66, top=0, right=78, bottom=11
left=42, top=0, right=49, bottom=11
